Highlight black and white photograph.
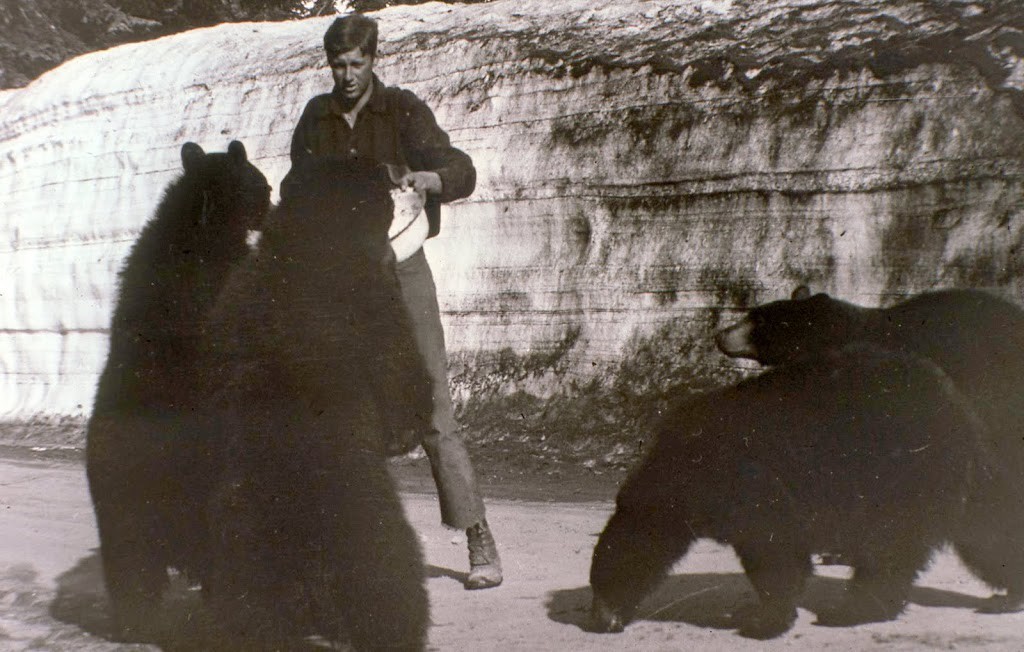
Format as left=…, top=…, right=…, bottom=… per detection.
left=1, top=0, right=1023, bottom=649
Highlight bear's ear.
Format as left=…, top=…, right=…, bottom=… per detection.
left=228, top=140, right=248, bottom=165
left=791, top=285, right=812, bottom=300
left=181, top=142, right=205, bottom=172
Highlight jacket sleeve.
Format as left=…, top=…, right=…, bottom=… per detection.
left=396, top=90, right=476, bottom=204
left=281, top=99, right=318, bottom=199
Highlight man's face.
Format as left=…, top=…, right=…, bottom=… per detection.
left=329, top=47, right=373, bottom=102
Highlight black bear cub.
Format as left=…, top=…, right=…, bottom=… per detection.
left=85, top=141, right=270, bottom=639
left=197, top=156, right=432, bottom=651
left=590, top=345, right=995, bottom=639
left=716, top=286, right=1024, bottom=612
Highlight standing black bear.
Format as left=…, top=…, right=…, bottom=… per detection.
left=589, top=345, right=997, bottom=639
left=85, top=141, right=270, bottom=638
left=197, top=156, right=433, bottom=651
left=716, top=286, right=1024, bottom=612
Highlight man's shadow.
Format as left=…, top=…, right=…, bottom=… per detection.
left=547, top=571, right=992, bottom=633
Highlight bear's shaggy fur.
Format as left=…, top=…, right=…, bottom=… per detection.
left=590, top=345, right=996, bottom=639
left=716, top=287, right=1024, bottom=611
left=196, top=156, right=432, bottom=650
left=85, top=141, right=270, bottom=637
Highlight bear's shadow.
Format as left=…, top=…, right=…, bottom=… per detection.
left=50, top=553, right=466, bottom=649
left=547, top=571, right=991, bottom=632
left=50, top=551, right=230, bottom=651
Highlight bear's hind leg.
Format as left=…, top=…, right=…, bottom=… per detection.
left=589, top=507, right=693, bottom=633
left=93, top=504, right=170, bottom=641
left=953, top=478, right=1024, bottom=614
left=955, top=537, right=1024, bottom=613
left=315, top=444, right=429, bottom=651
left=817, top=541, right=932, bottom=626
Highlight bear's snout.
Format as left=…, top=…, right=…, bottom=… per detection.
left=715, top=319, right=757, bottom=359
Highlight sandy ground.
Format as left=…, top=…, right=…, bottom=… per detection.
left=1, top=447, right=1023, bottom=651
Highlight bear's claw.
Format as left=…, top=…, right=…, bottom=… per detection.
left=733, top=603, right=798, bottom=639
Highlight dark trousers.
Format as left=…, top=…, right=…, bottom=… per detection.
left=396, top=249, right=486, bottom=529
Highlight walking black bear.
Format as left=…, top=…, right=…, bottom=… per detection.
left=717, top=286, right=1024, bottom=613
left=590, top=344, right=1000, bottom=639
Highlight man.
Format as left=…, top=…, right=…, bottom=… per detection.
left=284, top=13, right=502, bottom=590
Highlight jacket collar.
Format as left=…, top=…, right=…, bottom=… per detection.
left=325, top=75, right=387, bottom=117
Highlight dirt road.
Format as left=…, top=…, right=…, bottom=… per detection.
left=1, top=447, right=1022, bottom=651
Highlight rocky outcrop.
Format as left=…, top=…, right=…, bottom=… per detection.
left=2, top=0, right=1023, bottom=428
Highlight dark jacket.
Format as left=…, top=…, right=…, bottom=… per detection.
left=284, top=75, right=476, bottom=238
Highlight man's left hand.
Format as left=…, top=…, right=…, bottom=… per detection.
left=400, top=171, right=443, bottom=195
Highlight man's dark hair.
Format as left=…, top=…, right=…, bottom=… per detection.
left=324, top=14, right=378, bottom=59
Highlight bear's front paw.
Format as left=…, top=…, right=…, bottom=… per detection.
left=977, top=591, right=1024, bottom=614
left=590, top=595, right=627, bottom=633
left=734, top=602, right=797, bottom=639
left=816, top=596, right=905, bottom=626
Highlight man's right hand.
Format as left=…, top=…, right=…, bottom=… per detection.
left=400, top=170, right=443, bottom=196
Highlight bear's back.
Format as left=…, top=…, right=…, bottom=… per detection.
left=637, top=345, right=984, bottom=518
left=875, top=289, right=1024, bottom=374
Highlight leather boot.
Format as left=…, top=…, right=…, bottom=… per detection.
left=465, top=519, right=502, bottom=590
